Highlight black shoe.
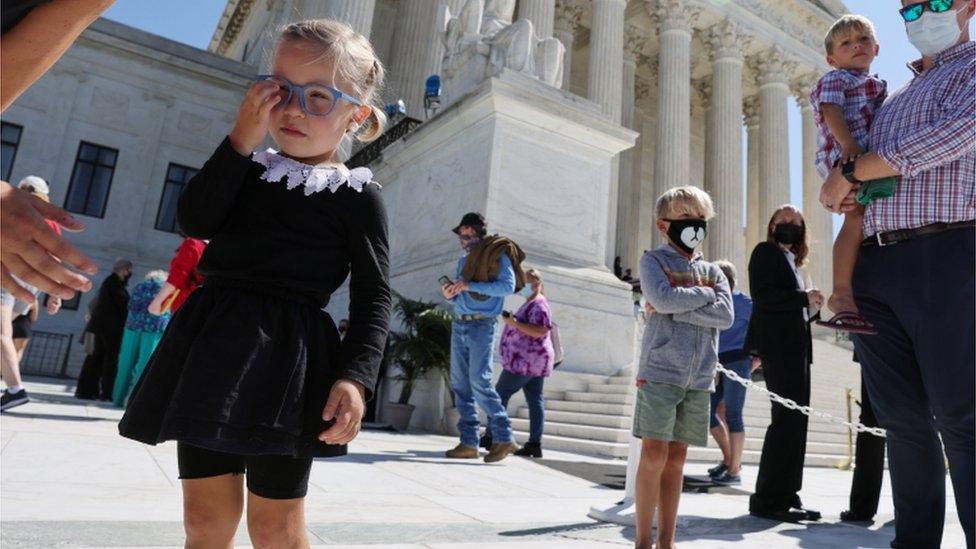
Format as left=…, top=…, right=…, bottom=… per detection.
left=1, top=389, right=30, bottom=412
left=479, top=432, right=492, bottom=450
left=707, top=462, right=729, bottom=478
left=792, top=507, right=821, bottom=521
left=749, top=508, right=808, bottom=523
left=840, top=509, right=873, bottom=522
left=514, top=442, right=542, bottom=458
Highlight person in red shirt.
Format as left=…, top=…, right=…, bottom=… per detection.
left=147, top=237, right=206, bottom=315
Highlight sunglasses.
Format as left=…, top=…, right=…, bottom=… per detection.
left=253, top=75, right=362, bottom=117
left=899, top=0, right=953, bottom=22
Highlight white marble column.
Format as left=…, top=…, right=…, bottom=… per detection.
left=517, top=0, right=555, bottom=39
left=553, top=8, right=577, bottom=90
left=703, top=22, right=747, bottom=275
left=387, top=0, right=444, bottom=119
left=754, top=49, right=792, bottom=224
left=744, top=96, right=762, bottom=262
left=616, top=51, right=639, bottom=269
left=795, top=76, right=833, bottom=292
left=588, top=0, right=626, bottom=123
left=307, top=0, right=376, bottom=37
left=652, top=0, right=696, bottom=202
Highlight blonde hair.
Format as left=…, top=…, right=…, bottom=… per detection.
left=277, top=19, right=387, bottom=142
left=824, top=14, right=876, bottom=54
left=526, top=268, right=543, bottom=290
left=655, top=186, right=715, bottom=220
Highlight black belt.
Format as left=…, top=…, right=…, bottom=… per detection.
left=862, top=220, right=975, bottom=247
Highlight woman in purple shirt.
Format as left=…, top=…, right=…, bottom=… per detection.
left=496, top=269, right=554, bottom=458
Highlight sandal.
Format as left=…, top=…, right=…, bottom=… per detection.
left=816, top=311, right=878, bottom=335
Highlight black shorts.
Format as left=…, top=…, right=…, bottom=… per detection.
left=177, top=442, right=313, bottom=500
left=11, top=314, right=32, bottom=339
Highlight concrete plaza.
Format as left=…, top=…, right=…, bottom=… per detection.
left=0, top=377, right=965, bottom=548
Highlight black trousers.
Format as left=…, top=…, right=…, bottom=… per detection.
left=848, top=373, right=885, bottom=517
left=74, top=332, right=121, bottom=399
left=749, top=352, right=810, bottom=513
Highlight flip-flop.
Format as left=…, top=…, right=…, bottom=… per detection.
left=816, top=311, right=878, bottom=336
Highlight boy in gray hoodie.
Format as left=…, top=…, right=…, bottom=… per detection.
left=633, top=186, right=734, bottom=549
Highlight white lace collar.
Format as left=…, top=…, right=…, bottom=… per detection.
left=251, top=149, right=379, bottom=196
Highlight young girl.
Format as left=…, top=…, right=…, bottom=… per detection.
left=119, top=20, right=391, bottom=547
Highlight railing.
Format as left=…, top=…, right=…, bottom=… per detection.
left=20, top=331, right=74, bottom=378
left=347, top=116, right=423, bottom=169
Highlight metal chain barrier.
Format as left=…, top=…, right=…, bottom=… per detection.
left=715, top=363, right=887, bottom=438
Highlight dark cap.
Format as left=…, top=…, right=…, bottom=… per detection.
left=452, top=212, right=486, bottom=234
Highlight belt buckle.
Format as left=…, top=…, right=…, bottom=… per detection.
left=875, top=232, right=889, bottom=247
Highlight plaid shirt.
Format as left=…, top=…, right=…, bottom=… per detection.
left=865, top=41, right=976, bottom=237
left=810, top=69, right=887, bottom=180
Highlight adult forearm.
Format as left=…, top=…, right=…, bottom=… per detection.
left=853, top=153, right=901, bottom=181
left=1, top=0, right=116, bottom=112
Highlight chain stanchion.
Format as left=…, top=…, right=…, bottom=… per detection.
left=714, top=364, right=886, bottom=438
left=836, top=387, right=855, bottom=470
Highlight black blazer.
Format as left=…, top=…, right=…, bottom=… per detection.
left=87, top=273, right=129, bottom=337
left=745, top=242, right=815, bottom=364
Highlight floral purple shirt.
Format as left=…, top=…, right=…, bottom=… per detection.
left=500, top=296, right=555, bottom=377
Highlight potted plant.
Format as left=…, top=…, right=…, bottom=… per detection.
left=382, top=292, right=452, bottom=431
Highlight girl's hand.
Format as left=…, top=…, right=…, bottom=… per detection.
left=319, top=379, right=366, bottom=445
left=228, top=80, right=282, bottom=156
left=750, top=356, right=762, bottom=373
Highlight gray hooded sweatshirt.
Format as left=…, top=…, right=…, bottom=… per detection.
left=637, top=244, right=734, bottom=391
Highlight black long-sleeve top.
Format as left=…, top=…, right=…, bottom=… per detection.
left=744, top=241, right=814, bottom=364
left=176, top=137, right=391, bottom=395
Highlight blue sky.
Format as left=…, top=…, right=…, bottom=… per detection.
left=103, top=1, right=971, bottom=233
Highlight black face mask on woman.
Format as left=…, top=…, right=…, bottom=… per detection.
left=773, top=223, right=804, bottom=245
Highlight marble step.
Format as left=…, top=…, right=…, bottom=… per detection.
left=542, top=399, right=633, bottom=416
left=587, top=383, right=636, bottom=394
left=512, top=431, right=629, bottom=458
left=511, top=418, right=631, bottom=443
left=516, top=408, right=632, bottom=429
left=563, top=391, right=635, bottom=405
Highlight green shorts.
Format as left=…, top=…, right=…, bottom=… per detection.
left=631, top=382, right=710, bottom=447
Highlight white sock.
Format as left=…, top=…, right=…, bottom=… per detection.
left=6, top=385, right=24, bottom=394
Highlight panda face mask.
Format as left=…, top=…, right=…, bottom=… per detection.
left=665, top=218, right=708, bottom=255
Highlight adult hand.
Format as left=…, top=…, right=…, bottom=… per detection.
left=447, top=280, right=470, bottom=296
left=0, top=181, right=96, bottom=302
left=807, top=289, right=824, bottom=309
left=819, top=168, right=854, bottom=213
left=228, top=80, right=281, bottom=156
left=147, top=298, right=163, bottom=316
left=644, top=302, right=656, bottom=315
left=838, top=142, right=866, bottom=165
left=319, top=379, right=366, bottom=445
left=750, top=356, right=762, bottom=373
left=441, top=283, right=460, bottom=300
left=46, top=295, right=61, bottom=315
left=838, top=188, right=861, bottom=213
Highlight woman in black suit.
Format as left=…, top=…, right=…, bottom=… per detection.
left=746, top=205, right=824, bottom=523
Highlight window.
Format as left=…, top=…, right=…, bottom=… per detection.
left=64, top=142, right=118, bottom=218
left=44, top=292, right=81, bottom=311
left=1, top=122, right=23, bottom=181
left=154, top=163, right=198, bottom=233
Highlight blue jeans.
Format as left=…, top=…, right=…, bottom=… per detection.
left=495, top=369, right=545, bottom=443
left=709, top=359, right=750, bottom=433
left=450, top=319, right=512, bottom=446
left=852, top=229, right=974, bottom=549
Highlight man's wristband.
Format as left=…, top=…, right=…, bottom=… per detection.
left=841, top=158, right=861, bottom=185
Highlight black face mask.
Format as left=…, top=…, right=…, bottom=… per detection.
left=773, top=223, right=804, bottom=245
left=665, top=218, right=708, bottom=254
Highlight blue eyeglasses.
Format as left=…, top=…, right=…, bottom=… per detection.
left=253, top=74, right=363, bottom=117
left=899, top=0, right=953, bottom=22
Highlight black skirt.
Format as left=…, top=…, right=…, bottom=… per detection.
left=118, top=277, right=347, bottom=458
